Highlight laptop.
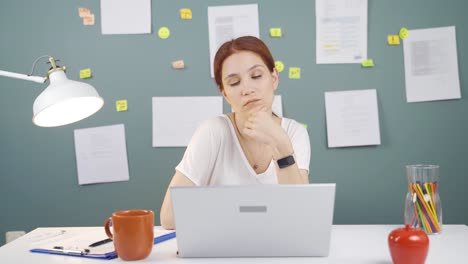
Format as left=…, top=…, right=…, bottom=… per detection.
left=170, top=184, right=336, bottom=258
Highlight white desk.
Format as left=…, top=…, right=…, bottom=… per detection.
left=0, top=225, right=467, bottom=263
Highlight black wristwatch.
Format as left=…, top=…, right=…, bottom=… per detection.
left=277, top=155, right=295, bottom=169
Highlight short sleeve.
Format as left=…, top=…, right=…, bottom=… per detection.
left=287, top=121, right=311, bottom=172
left=175, top=118, right=223, bottom=186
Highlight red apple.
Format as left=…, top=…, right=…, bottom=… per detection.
left=388, top=225, right=429, bottom=264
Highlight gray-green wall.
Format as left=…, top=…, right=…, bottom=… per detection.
left=1, top=0, right=467, bottom=245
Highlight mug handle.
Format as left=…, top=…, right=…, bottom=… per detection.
left=104, top=217, right=114, bottom=240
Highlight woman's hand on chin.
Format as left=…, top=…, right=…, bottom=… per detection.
left=243, top=105, right=287, bottom=148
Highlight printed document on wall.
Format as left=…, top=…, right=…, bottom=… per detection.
left=152, top=97, right=223, bottom=147
left=403, top=26, right=461, bottom=103
left=74, top=124, right=130, bottom=185
left=101, top=0, right=151, bottom=34
left=325, top=89, right=380, bottom=148
left=272, top=95, right=283, bottom=117
left=208, top=4, right=259, bottom=77
left=316, top=0, right=368, bottom=64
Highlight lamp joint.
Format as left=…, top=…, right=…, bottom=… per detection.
left=46, top=57, right=66, bottom=80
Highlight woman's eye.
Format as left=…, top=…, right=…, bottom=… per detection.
left=229, top=81, right=240, bottom=86
left=252, top=75, right=262, bottom=79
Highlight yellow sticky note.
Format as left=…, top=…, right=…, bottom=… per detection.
left=79, top=68, right=92, bottom=79
left=361, top=59, right=375, bottom=68
left=270, top=28, right=282, bottom=37
left=387, top=35, right=400, bottom=45
left=158, top=27, right=170, bottom=39
left=180, top=8, right=192, bottom=19
left=116, top=100, right=128, bottom=112
left=399, top=27, right=409, bottom=39
left=275, top=61, right=284, bottom=73
left=289, top=67, right=301, bottom=79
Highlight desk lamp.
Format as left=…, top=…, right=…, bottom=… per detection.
left=0, top=55, right=104, bottom=127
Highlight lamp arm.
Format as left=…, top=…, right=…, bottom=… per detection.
left=0, top=54, right=53, bottom=84
left=0, top=70, right=46, bottom=84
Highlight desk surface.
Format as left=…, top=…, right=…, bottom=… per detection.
left=0, top=225, right=467, bottom=263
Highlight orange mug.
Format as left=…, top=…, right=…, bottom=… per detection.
left=104, top=209, right=154, bottom=261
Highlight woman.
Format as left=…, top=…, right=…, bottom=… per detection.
left=160, top=36, right=310, bottom=229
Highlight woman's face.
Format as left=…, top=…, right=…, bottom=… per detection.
left=220, top=51, right=278, bottom=115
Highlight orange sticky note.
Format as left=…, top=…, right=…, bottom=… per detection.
left=172, top=60, right=185, bottom=69
left=78, top=7, right=91, bottom=18
left=83, top=14, right=95, bottom=26
left=116, top=100, right=128, bottom=112
left=289, top=67, right=301, bottom=79
left=180, top=8, right=192, bottom=19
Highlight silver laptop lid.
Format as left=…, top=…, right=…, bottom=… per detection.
left=171, top=184, right=336, bottom=258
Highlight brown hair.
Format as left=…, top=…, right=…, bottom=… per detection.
left=213, top=36, right=275, bottom=92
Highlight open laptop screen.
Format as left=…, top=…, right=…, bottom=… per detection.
left=171, top=184, right=336, bottom=258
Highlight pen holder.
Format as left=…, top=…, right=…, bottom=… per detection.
left=404, top=165, right=442, bottom=234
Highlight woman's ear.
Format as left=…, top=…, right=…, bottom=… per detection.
left=272, top=68, right=279, bottom=91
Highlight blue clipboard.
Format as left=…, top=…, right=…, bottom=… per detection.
left=30, top=231, right=176, bottom=260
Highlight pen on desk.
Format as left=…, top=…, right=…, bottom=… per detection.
left=88, top=238, right=112, bottom=248
left=52, top=246, right=89, bottom=255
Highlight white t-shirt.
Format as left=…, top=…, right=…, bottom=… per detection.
left=176, top=115, right=310, bottom=186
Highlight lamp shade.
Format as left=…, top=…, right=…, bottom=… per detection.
left=32, top=70, right=104, bottom=127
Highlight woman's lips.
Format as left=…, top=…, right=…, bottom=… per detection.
left=244, top=99, right=260, bottom=106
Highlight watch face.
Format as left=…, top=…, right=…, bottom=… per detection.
left=277, top=155, right=295, bottom=169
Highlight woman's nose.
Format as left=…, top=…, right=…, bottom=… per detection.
left=241, top=81, right=254, bottom=96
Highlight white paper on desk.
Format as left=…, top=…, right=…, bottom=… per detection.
left=31, top=228, right=174, bottom=255
left=231, top=95, right=283, bottom=117
left=316, top=0, right=367, bottom=64
left=403, top=26, right=461, bottom=103
left=208, top=4, right=259, bottom=77
left=325, top=89, right=380, bottom=148
left=74, top=124, right=129, bottom=185
left=37, top=231, right=114, bottom=255
left=101, top=0, right=151, bottom=34
left=152, top=96, right=223, bottom=147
